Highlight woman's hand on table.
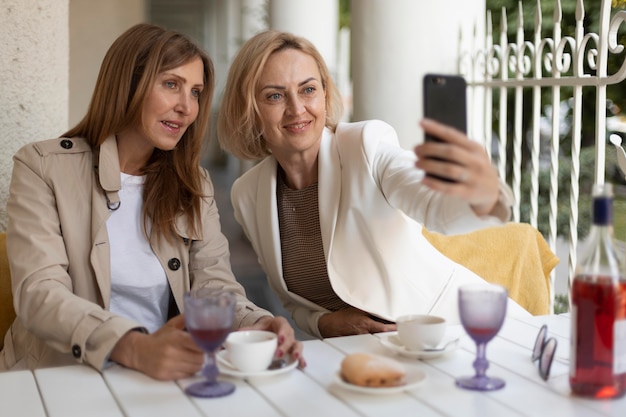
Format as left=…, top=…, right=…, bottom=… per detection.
left=249, top=315, right=306, bottom=368
left=110, top=315, right=205, bottom=381
left=318, top=307, right=397, bottom=338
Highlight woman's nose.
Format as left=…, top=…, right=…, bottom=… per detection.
left=175, top=92, right=193, bottom=115
left=286, top=95, right=305, bottom=115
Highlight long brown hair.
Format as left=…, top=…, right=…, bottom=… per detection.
left=64, top=23, right=215, bottom=241
left=217, top=30, right=343, bottom=160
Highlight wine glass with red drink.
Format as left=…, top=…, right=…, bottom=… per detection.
left=455, top=283, right=508, bottom=391
left=184, top=288, right=236, bottom=398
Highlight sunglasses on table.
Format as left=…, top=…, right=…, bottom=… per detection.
left=532, top=324, right=557, bottom=381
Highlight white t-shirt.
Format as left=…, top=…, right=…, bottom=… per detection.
left=107, top=173, right=169, bottom=333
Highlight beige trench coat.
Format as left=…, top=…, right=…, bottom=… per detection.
left=1, top=136, right=269, bottom=371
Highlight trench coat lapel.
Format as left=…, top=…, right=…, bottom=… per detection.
left=89, top=135, right=121, bottom=307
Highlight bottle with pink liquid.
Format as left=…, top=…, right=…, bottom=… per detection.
left=570, top=183, right=626, bottom=399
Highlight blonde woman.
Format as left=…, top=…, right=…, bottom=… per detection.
left=218, top=31, right=536, bottom=339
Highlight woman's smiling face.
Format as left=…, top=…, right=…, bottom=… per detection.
left=255, top=48, right=326, bottom=160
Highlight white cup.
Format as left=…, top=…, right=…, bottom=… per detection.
left=396, top=314, right=447, bottom=350
left=224, top=330, right=277, bottom=372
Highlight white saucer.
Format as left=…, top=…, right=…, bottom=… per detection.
left=378, top=333, right=459, bottom=359
left=216, top=350, right=298, bottom=378
left=334, top=367, right=427, bottom=395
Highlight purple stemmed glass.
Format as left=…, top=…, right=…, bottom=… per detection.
left=455, top=283, right=508, bottom=391
left=184, top=288, right=236, bottom=398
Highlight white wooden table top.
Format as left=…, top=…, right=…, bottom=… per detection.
left=1, top=313, right=624, bottom=417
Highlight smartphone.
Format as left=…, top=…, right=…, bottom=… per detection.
left=422, top=73, right=467, bottom=182
left=423, top=73, right=467, bottom=141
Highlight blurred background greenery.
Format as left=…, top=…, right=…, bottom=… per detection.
left=484, top=0, right=626, bottom=242
left=481, top=0, right=626, bottom=312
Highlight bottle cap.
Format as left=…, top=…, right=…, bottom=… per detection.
left=592, top=183, right=613, bottom=225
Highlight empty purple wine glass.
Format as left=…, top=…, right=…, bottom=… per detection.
left=455, top=283, right=508, bottom=391
left=184, top=288, right=236, bottom=398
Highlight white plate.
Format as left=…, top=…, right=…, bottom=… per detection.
left=216, top=350, right=298, bottom=378
left=334, top=367, right=427, bottom=395
left=378, top=333, right=459, bottom=359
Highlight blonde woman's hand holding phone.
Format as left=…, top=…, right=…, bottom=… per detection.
left=415, top=118, right=500, bottom=217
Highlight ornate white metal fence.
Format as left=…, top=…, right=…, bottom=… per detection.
left=459, top=0, right=626, bottom=311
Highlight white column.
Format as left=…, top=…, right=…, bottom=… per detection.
left=206, top=0, right=240, bottom=97
left=268, top=0, right=339, bottom=81
left=0, top=0, right=70, bottom=231
left=202, top=0, right=240, bottom=166
left=351, top=0, right=485, bottom=149
left=69, top=0, right=145, bottom=127
left=241, top=0, right=267, bottom=39
left=237, top=0, right=269, bottom=174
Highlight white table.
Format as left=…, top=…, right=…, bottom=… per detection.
left=1, top=313, right=624, bottom=417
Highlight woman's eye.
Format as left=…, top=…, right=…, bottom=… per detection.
left=191, top=88, right=201, bottom=99
left=268, top=92, right=282, bottom=101
left=304, top=86, right=316, bottom=94
left=165, top=80, right=177, bottom=89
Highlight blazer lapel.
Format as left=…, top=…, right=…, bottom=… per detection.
left=255, top=158, right=286, bottom=289
left=318, top=128, right=341, bottom=260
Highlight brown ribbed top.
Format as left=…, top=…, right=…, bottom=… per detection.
left=277, top=174, right=351, bottom=312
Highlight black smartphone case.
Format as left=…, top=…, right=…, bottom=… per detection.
left=423, top=73, right=467, bottom=142
left=422, top=74, right=467, bottom=182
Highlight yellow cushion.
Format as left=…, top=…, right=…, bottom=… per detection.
left=422, top=223, right=559, bottom=315
left=0, top=232, right=15, bottom=350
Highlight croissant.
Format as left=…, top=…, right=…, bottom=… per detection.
left=340, top=352, right=406, bottom=387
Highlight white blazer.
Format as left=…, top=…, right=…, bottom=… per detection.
left=232, top=120, right=529, bottom=338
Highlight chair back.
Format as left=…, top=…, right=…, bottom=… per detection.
left=0, top=232, right=15, bottom=350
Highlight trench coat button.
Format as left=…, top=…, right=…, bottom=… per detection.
left=60, top=139, right=73, bottom=149
left=72, top=344, right=81, bottom=358
left=168, top=258, right=181, bottom=271
left=182, top=238, right=190, bottom=245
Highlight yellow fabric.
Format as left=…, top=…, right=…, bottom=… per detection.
left=422, top=222, right=559, bottom=315
left=0, top=232, right=14, bottom=350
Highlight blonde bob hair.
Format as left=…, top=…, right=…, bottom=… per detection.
left=218, top=30, right=343, bottom=160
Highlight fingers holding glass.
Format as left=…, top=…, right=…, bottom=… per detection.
left=184, top=288, right=236, bottom=398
